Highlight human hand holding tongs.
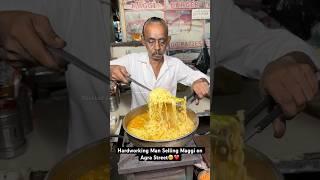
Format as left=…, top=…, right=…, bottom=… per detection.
left=187, top=78, right=210, bottom=105
left=244, top=95, right=283, bottom=142
left=245, top=73, right=320, bottom=142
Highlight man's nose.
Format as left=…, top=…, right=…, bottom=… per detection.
left=155, top=41, right=160, bottom=50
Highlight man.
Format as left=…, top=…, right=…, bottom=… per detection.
left=0, top=0, right=318, bottom=154
left=0, top=1, right=109, bottom=153
left=110, top=17, right=210, bottom=109
left=213, top=0, right=320, bottom=138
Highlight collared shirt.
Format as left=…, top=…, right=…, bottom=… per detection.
left=110, top=52, right=210, bottom=109
left=212, top=0, right=320, bottom=79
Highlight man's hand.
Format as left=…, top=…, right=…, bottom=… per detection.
left=261, top=52, right=319, bottom=138
left=191, top=78, right=210, bottom=104
left=110, top=65, right=129, bottom=83
left=0, top=11, right=66, bottom=70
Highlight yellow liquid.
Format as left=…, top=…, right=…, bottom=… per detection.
left=127, top=88, right=194, bottom=141
left=127, top=111, right=195, bottom=141
left=77, top=165, right=109, bottom=180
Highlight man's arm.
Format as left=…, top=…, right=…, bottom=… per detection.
left=176, top=59, right=210, bottom=99
left=110, top=54, right=131, bottom=83
left=213, top=0, right=320, bottom=78
left=214, top=0, right=319, bottom=138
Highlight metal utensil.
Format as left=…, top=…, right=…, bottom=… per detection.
left=244, top=73, right=320, bottom=142
left=46, top=138, right=109, bottom=180
left=127, top=76, right=152, bottom=91
left=49, top=48, right=152, bottom=91
left=243, top=95, right=282, bottom=142
left=122, top=104, right=199, bottom=147
left=49, top=48, right=109, bottom=82
left=244, top=96, right=274, bottom=126
left=245, top=105, right=283, bottom=142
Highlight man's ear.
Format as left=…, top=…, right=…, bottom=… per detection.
left=141, top=35, right=146, bottom=46
left=167, top=35, right=171, bottom=43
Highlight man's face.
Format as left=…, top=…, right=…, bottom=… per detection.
left=142, top=22, right=170, bottom=61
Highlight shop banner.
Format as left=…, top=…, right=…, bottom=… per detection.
left=123, top=0, right=165, bottom=10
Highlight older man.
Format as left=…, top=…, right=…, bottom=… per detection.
left=110, top=17, right=210, bottom=109
left=213, top=0, right=320, bottom=138
left=0, top=0, right=319, bottom=154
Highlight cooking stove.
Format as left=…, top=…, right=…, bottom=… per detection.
left=117, top=134, right=202, bottom=180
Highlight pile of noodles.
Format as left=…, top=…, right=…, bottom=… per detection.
left=127, top=88, right=195, bottom=140
left=211, top=114, right=254, bottom=180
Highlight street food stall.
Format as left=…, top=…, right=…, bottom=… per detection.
left=15, top=0, right=320, bottom=180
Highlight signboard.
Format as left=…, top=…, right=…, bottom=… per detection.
left=165, top=0, right=210, bottom=9
left=124, top=11, right=164, bottom=41
left=123, top=0, right=165, bottom=10
left=119, top=0, right=210, bottom=62
left=192, top=9, right=210, bottom=19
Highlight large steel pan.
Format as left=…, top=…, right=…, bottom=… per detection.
left=46, top=138, right=109, bottom=180
left=211, top=114, right=284, bottom=180
left=244, top=146, right=284, bottom=180
left=45, top=137, right=283, bottom=179
left=123, top=104, right=199, bottom=147
left=212, top=144, right=284, bottom=180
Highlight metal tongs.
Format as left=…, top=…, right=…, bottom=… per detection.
left=244, top=73, right=320, bottom=142
left=244, top=95, right=283, bottom=142
left=127, top=76, right=152, bottom=91
left=48, top=48, right=151, bottom=91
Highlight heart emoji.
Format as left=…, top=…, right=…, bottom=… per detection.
left=174, top=154, right=180, bottom=160
left=168, top=155, right=173, bottom=160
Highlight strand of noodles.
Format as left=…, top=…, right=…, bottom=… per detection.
left=211, top=115, right=254, bottom=180
left=127, top=88, right=194, bottom=140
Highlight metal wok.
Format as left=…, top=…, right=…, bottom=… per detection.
left=123, top=104, right=199, bottom=147
left=45, top=139, right=109, bottom=180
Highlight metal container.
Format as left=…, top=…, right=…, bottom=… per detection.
left=0, top=99, right=26, bottom=159
left=109, top=96, right=119, bottom=112
left=46, top=138, right=109, bottom=180
left=0, top=61, right=16, bottom=99
left=109, top=81, right=120, bottom=111
left=211, top=114, right=283, bottom=180
left=211, top=144, right=284, bottom=180
left=123, top=104, right=199, bottom=147
left=244, top=146, right=284, bottom=180
left=17, top=85, right=33, bottom=134
left=46, top=139, right=283, bottom=180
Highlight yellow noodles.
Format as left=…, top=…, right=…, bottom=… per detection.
left=127, top=88, right=195, bottom=140
left=211, top=115, right=254, bottom=180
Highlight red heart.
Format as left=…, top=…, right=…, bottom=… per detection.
left=174, top=155, right=180, bottom=160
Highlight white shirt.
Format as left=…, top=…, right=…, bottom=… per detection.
left=213, top=0, right=320, bottom=79
left=110, top=52, right=210, bottom=109
left=2, top=0, right=319, bottom=153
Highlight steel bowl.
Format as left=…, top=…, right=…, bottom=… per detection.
left=123, top=104, right=199, bottom=147
left=46, top=139, right=109, bottom=180
left=211, top=144, right=284, bottom=180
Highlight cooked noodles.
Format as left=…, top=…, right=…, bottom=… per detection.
left=211, top=114, right=254, bottom=180
left=127, top=88, right=195, bottom=140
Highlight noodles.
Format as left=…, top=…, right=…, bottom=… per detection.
left=127, top=88, right=195, bottom=140
left=211, top=114, right=254, bottom=180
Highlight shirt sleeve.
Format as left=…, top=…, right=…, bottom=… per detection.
left=176, top=59, right=210, bottom=86
left=213, top=0, right=320, bottom=79
left=110, top=54, right=132, bottom=74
